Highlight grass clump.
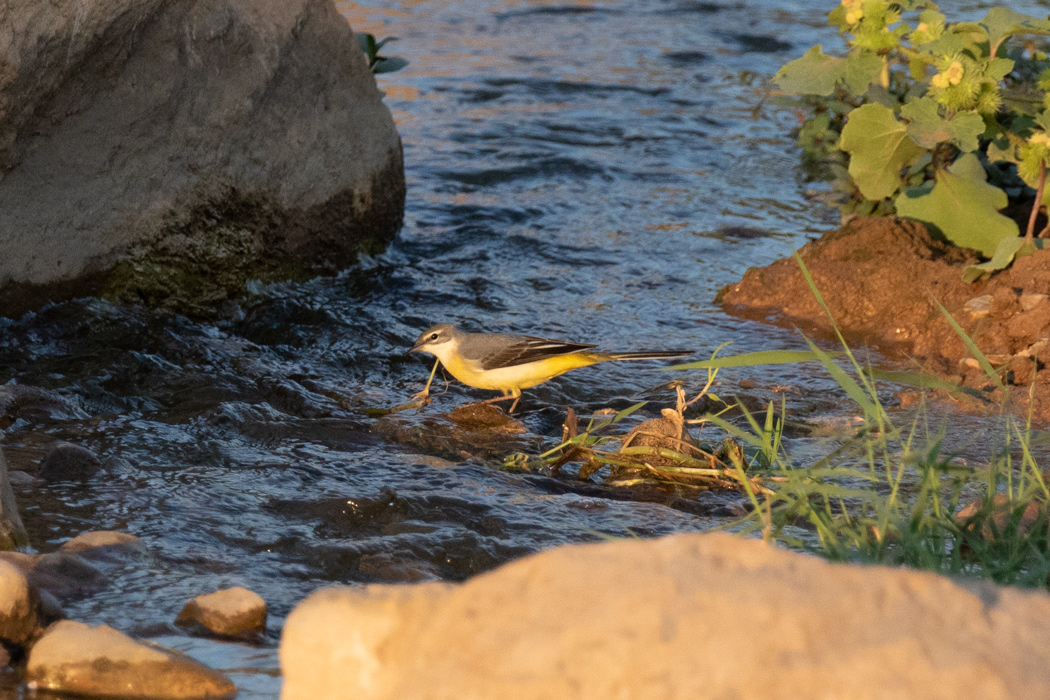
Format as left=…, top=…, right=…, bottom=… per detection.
left=510, top=253, right=1050, bottom=589
left=715, top=254, right=1050, bottom=588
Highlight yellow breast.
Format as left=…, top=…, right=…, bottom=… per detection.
left=441, top=351, right=600, bottom=392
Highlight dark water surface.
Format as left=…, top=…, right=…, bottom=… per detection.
left=1, top=0, right=1045, bottom=695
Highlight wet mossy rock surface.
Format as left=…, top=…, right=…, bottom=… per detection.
left=0, top=0, right=405, bottom=316
left=720, top=217, right=1050, bottom=422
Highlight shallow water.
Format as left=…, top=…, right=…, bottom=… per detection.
left=1, top=0, right=1047, bottom=695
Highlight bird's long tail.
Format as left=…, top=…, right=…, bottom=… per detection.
left=602, top=350, right=693, bottom=361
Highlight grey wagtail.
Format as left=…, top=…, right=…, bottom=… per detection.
left=410, top=323, right=692, bottom=412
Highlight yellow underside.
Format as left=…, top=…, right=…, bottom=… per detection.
left=441, top=352, right=605, bottom=395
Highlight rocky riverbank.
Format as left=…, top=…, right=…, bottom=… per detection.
left=719, top=217, right=1050, bottom=422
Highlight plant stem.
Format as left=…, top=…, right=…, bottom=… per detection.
left=1026, top=159, right=1046, bottom=241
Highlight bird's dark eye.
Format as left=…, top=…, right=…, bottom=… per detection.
left=430, top=333, right=438, bottom=340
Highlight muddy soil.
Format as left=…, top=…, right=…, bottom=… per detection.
left=719, top=217, right=1050, bottom=423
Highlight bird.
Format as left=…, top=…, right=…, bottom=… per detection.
left=409, top=323, right=692, bottom=413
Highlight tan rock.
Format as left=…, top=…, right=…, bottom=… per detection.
left=956, top=493, right=1043, bottom=539
left=281, top=533, right=1050, bottom=700
left=27, top=620, right=236, bottom=699
left=176, top=587, right=266, bottom=641
left=0, top=560, right=38, bottom=646
left=58, top=531, right=147, bottom=562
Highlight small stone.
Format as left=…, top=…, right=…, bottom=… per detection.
left=956, top=493, right=1042, bottom=540
left=0, top=560, right=38, bottom=646
left=58, top=531, right=147, bottom=563
left=175, top=587, right=266, bottom=641
left=7, top=471, right=42, bottom=487
left=1020, top=293, right=1049, bottom=312
left=26, top=620, right=236, bottom=700
left=963, top=294, right=991, bottom=318
left=37, top=444, right=101, bottom=482
left=961, top=357, right=981, bottom=370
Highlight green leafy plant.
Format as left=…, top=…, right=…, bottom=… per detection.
left=774, top=1, right=1050, bottom=274
left=357, top=33, right=409, bottom=74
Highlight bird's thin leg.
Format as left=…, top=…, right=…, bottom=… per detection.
left=481, top=395, right=516, bottom=405
left=507, top=393, right=522, bottom=413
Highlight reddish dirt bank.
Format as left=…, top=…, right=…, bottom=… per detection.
left=719, top=217, right=1050, bottom=422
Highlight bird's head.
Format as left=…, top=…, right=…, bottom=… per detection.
left=410, top=323, right=459, bottom=359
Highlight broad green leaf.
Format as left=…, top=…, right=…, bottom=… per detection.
left=900, top=98, right=984, bottom=152
left=844, top=52, right=884, bottom=95
left=373, top=57, right=409, bottom=74
left=895, top=153, right=1018, bottom=257
left=981, top=8, right=1050, bottom=55
left=962, top=237, right=1046, bottom=282
left=986, top=135, right=1019, bottom=164
left=665, top=349, right=842, bottom=371
left=840, top=104, right=924, bottom=200
left=357, top=33, right=377, bottom=55
left=924, top=32, right=967, bottom=57
left=774, top=46, right=847, bottom=96
left=985, top=58, right=1015, bottom=82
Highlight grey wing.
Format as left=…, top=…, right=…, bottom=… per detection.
left=472, top=335, right=596, bottom=371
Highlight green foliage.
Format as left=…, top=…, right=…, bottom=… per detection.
left=895, top=152, right=1018, bottom=256
left=357, top=33, right=409, bottom=74
left=774, top=1, right=1050, bottom=269
left=840, top=103, right=924, bottom=199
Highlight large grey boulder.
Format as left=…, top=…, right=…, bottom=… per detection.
left=281, top=532, right=1050, bottom=700
left=0, top=0, right=404, bottom=314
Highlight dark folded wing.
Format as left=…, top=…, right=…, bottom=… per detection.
left=479, top=335, right=595, bottom=371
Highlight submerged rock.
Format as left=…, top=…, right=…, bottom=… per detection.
left=0, top=0, right=404, bottom=316
left=373, top=403, right=535, bottom=461
left=58, top=531, right=148, bottom=563
left=281, top=532, right=1050, bottom=700
left=38, top=444, right=102, bottom=482
left=26, top=620, right=236, bottom=699
left=175, top=587, right=266, bottom=641
left=0, top=551, right=107, bottom=601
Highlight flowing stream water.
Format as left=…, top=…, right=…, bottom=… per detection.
left=1, top=0, right=1045, bottom=695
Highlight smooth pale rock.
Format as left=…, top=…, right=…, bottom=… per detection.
left=0, top=560, right=38, bottom=646
left=37, top=444, right=102, bottom=482
left=26, top=620, right=236, bottom=699
left=281, top=532, right=1050, bottom=700
left=964, top=294, right=992, bottom=317
left=176, top=587, right=266, bottom=641
left=0, top=0, right=404, bottom=314
left=1020, top=293, right=1049, bottom=312
left=59, top=531, right=147, bottom=563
